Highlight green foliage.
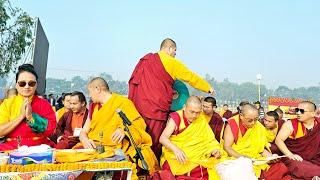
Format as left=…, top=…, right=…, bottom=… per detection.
left=0, top=0, right=33, bottom=77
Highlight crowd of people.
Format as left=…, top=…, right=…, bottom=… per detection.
left=0, top=38, right=319, bottom=179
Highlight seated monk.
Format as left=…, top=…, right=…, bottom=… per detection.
left=222, top=104, right=290, bottom=179
left=55, top=92, right=71, bottom=122
left=0, top=64, right=56, bottom=150
left=275, top=101, right=320, bottom=179
left=50, top=91, right=88, bottom=149
left=202, top=96, right=224, bottom=142
left=220, top=104, right=233, bottom=119
left=159, top=96, right=222, bottom=179
left=263, top=111, right=282, bottom=143
left=77, top=77, right=158, bottom=173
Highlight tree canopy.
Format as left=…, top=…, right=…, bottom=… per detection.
left=0, top=0, right=33, bottom=77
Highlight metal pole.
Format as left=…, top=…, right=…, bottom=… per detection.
left=258, top=79, right=261, bottom=102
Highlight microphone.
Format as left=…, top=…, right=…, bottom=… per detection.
left=116, top=109, right=132, bottom=126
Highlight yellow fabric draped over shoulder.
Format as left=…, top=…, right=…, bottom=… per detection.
left=221, top=120, right=269, bottom=177
left=0, top=95, right=32, bottom=124
left=158, top=51, right=211, bottom=93
left=87, top=93, right=158, bottom=172
left=161, top=113, right=222, bottom=179
left=265, top=126, right=277, bottom=143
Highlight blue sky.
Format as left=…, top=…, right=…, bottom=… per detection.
left=14, top=1, right=320, bottom=89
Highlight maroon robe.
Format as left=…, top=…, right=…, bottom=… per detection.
left=128, top=53, right=174, bottom=159
left=50, top=109, right=88, bottom=149
left=222, top=110, right=233, bottom=119
left=208, top=112, right=224, bottom=142
left=273, top=118, right=320, bottom=179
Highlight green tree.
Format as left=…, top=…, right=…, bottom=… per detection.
left=0, top=0, right=33, bottom=77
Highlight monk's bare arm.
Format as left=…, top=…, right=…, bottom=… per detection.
left=159, top=118, right=178, bottom=152
left=275, top=121, right=302, bottom=161
left=79, top=118, right=96, bottom=149
left=159, top=118, right=187, bottom=163
left=223, top=124, right=243, bottom=158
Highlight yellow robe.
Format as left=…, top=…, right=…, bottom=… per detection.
left=56, top=107, right=66, bottom=122
left=221, top=117, right=269, bottom=177
left=161, top=112, right=221, bottom=179
left=158, top=51, right=211, bottom=93
left=265, top=126, right=278, bottom=143
left=86, top=93, right=158, bottom=172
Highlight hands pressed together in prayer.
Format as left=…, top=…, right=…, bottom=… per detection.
left=20, top=99, right=33, bottom=122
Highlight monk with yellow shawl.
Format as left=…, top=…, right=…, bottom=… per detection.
left=78, top=77, right=158, bottom=174
left=263, top=111, right=281, bottom=143
left=159, top=96, right=221, bottom=179
left=223, top=104, right=290, bottom=179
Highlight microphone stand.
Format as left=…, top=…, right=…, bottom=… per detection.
left=121, top=115, right=149, bottom=171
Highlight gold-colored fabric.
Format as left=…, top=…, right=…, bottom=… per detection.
left=83, top=93, right=158, bottom=172
left=0, top=161, right=138, bottom=180
left=221, top=120, right=269, bottom=177
left=54, top=148, right=114, bottom=163
left=0, top=95, right=32, bottom=124
left=56, top=107, right=66, bottom=122
left=266, top=126, right=278, bottom=143
left=161, top=112, right=221, bottom=179
left=158, top=51, right=211, bottom=93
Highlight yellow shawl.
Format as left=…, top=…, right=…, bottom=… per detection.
left=161, top=113, right=221, bottom=179
left=87, top=93, right=158, bottom=172
left=221, top=120, right=269, bottom=177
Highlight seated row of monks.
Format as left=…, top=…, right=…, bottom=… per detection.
left=1, top=64, right=319, bottom=179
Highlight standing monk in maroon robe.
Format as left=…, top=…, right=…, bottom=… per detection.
left=129, top=38, right=215, bottom=159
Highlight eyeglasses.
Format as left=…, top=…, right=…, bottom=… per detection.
left=17, top=81, right=37, bottom=87
left=295, top=108, right=311, bottom=114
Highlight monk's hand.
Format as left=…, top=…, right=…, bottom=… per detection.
left=57, top=136, right=63, bottom=143
left=25, top=101, right=33, bottom=122
left=173, top=147, right=187, bottom=164
left=211, top=149, right=221, bottom=159
left=208, top=87, right=216, bottom=96
left=82, top=138, right=96, bottom=149
left=112, top=128, right=125, bottom=144
left=288, top=153, right=303, bottom=161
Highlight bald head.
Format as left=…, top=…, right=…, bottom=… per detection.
left=185, top=96, right=202, bottom=108
left=241, top=104, right=259, bottom=116
left=160, top=38, right=176, bottom=50
left=299, top=101, right=316, bottom=112
left=88, top=77, right=109, bottom=91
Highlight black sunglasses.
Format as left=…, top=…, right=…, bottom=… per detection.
left=17, top=81, right=37, bottom=87
left=295, top=108, right=311, bottom=114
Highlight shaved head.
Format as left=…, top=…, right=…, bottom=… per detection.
left=185, top=96, right=202, bottom=108
left=160, top=38, right=176, bottom=50
left=88, top=77, right=109, bottom=91
left=241, top=104, right=259, bottom=115
left=299, top=101, right=316, bottom=111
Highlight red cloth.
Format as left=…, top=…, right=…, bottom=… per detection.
left=0, top=96, right=56, bottom=150
left=283, top=118, right=320, bottom=178
left=162, top=160, right=208, bottom=180
left=144, top=116, right=167, bottom=160
left=260, top=162, right=291, bottom=180
left=50, top=109, right=88, bottom=149
left=227, top=117, right=247, bottom=144
left=169, top=111, right=191, bottom=135
left=208, top=112, right=224, bottom=142
left=128, top=53, right=174, bottom=121
left=222, top=110, right=233, bottom=119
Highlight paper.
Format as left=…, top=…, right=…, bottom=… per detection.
left=252, top=155, right=286, bottom=165
left=73, top=128, right=82, bottom=137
